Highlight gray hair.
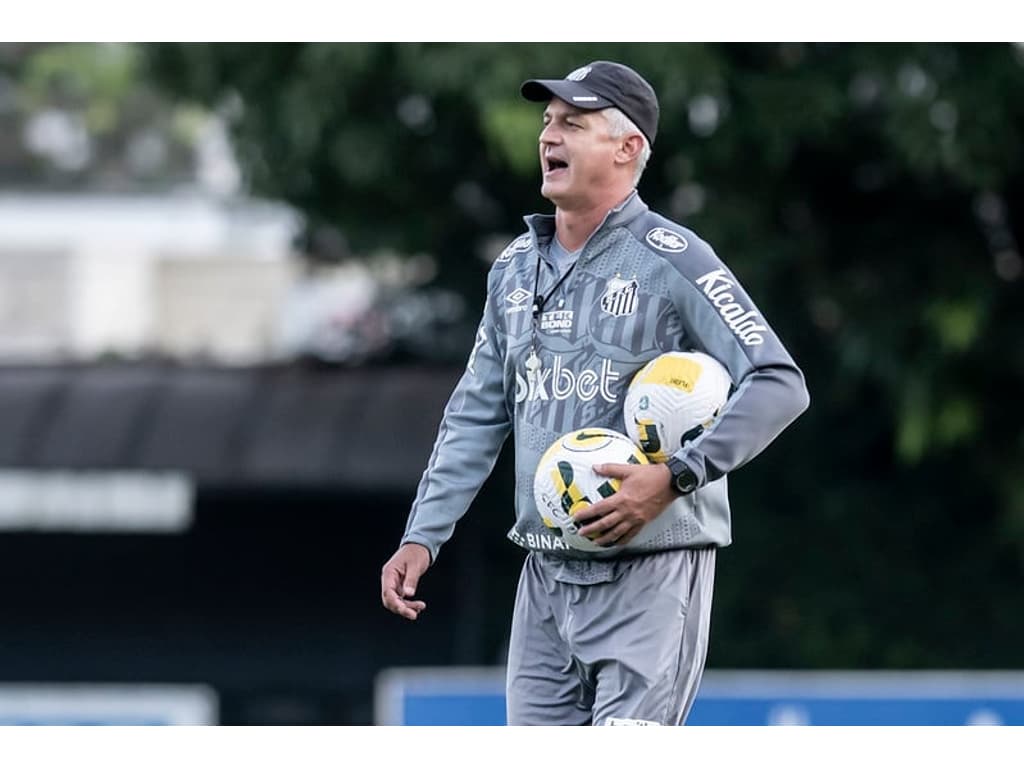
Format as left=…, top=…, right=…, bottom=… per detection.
left=602, top=107, right=652, bottom=185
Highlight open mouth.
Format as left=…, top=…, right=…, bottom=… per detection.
left=545, top=157, right=569, bottom=174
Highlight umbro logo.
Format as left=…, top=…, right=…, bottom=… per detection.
left=505, top=287, right=533, bottom=314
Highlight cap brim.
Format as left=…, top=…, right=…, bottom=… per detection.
left=520, top=79, right=614, bottom=110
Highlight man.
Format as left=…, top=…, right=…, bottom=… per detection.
left=381, top=60, right=809, bottom=725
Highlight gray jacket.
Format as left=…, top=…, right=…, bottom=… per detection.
left=401, top=193, right=809, bottom=562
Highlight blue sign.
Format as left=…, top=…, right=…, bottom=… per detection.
left=375, top=668, right=1024, bottom=726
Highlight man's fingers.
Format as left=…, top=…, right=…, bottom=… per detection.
left=383, top=579, right=425, bottom=619
left=382, top=587, right=427, bottom=620
left=402, top=570, right=422, bottom=598
left=382, top=564, right=422, bottom=615
left=396, top=597, right=427, bottom=620
left=381, top=566, right=402, bottom=595
left=381, top=543, right=432, bottom=620
left=593, top=462, right=635, bottom=479
left=573, top=498, right=612, bottom=523
left=593, top=520, right=635, bottom=547
left=578, top=510, right=619, bottom=538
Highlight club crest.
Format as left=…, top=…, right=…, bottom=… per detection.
left=600, top=277, right=639, bottom=318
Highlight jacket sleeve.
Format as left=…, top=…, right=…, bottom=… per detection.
left=399, top=268, right=512, bottom=563
left=662, top=235, right=810, bottom=486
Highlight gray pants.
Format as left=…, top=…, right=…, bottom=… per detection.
left=505, top=547, right=716, bottom=726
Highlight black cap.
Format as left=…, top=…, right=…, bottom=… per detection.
left=521, top=60, right=659, bottom=146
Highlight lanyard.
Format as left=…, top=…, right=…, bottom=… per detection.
left=529, top=246, right=580, bottom=360
left=531, top=248, right=579, bottom=319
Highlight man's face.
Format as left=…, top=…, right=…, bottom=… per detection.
left=538, top=98, right=620, bottom=209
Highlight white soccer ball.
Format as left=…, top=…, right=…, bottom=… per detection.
left=533, top=427, right=650, bottom=552
left=624, top=351, right=732, bottom=463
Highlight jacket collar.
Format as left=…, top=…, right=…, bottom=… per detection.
left=522, top=191, right=649, bottom=251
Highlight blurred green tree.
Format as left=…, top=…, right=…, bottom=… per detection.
left=0, top=43, right=212, bottom=190
left=144, top=43, right=1024, bottom=670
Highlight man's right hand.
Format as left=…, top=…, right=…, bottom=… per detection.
left=380, top=542, right=431, bottom=621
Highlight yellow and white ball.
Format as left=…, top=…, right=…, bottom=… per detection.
left=624, top=351, right=732, bottom=463
left=533, top=427, right=649, bottom=552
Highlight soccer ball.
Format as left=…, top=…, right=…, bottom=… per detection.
left=533, top=427, right=649, bottom=552
left=624, top=351, right=732, bottom=463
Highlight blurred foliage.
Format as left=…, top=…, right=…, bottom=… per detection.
left=0, top=43, right=207, bottom=189
left=142, top=43, right=1024, bottom=670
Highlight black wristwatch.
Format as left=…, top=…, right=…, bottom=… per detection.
left=666, top=456, right=699, bottom=495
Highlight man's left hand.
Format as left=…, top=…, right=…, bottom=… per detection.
left=573, top=462, right=678, bottom=548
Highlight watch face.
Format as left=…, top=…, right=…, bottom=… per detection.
left=673, top=464, right=697, bottom=493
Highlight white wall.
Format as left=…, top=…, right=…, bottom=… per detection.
left=0, top=193, right=302, bottom=363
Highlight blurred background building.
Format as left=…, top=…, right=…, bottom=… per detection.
left=0, top=42, right=1022, bottom=724
left=0, top=193, right=298, bottom=362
